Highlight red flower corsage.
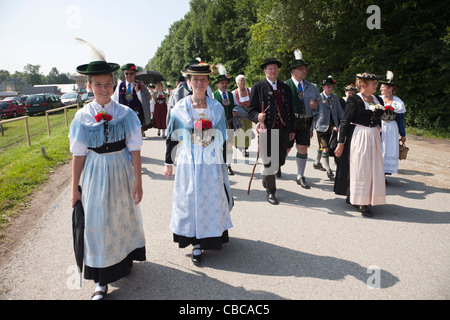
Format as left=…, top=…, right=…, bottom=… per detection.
left=194, top=119, right=213, bottom=131
left=130, top=65, right=136, bottom=70
left=384, top=105, right=394, bottom=111
left=94, top=110, right=113, bottom=122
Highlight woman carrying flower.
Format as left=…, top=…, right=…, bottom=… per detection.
left=334, top=72, right=386, bottom=217
left=164, top=62, right=233, bottom=264
left=379, top=71, right=406, bottom=177
left=69, top=61, right=146, bottom=299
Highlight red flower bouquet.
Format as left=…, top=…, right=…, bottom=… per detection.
left=194, top=119, right=213, bottom=131
left=192, top=119, right=213, bottom=146
left=94, top=111, right=113, bottom=122
left=384, top=105, right=394, bottom=111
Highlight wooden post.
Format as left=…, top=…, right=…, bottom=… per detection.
left=24, top=116, right=31, bottom=146
left=46, top=111, right=51, bottom=135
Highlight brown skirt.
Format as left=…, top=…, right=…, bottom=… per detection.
left=154, top=103, right=167, bottom=129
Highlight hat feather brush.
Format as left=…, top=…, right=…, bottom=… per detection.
left=294, top=48, right=302, bottom=60
left=75, top=37, right=106, bottom=61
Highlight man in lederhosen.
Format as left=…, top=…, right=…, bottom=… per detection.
left=285, top=51, right=320, bottom=189
left=248, top=58, right=295, bottom=205
left=312, top=75, right=344, bottom=180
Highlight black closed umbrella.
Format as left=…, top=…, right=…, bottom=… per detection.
left=135, top=70, right=165, bottom=85
left=72, top=186, right=84, bottom=277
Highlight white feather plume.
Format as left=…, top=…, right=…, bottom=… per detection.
left=75, top=37, right=106, bottom=61
left=294, top=48, right=302, bottom=60
left=386, top=70, right=394, bottom=81
left=195, top=57, right=202, bottom=62
left=216, top=63, right=227, bottom=76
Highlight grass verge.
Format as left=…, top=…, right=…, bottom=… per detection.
left=0, top=112, right=75, bottom=232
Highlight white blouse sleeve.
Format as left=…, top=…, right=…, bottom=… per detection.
left=126, top=124, right=143, bottom=152
left=70, top=138, right=88, bottom=156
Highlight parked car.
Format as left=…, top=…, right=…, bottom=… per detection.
left=81, top=91, right=94, bottom=103
left=0, top=99, right=27, bottom=118
left=61, top=92, right=82, bottom=108
left=25, top=93, right=63, bottom=115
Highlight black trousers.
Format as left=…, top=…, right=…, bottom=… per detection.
left=261, top=127, right=289, bottom=194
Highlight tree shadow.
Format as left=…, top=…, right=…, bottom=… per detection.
left=384, top=175, right=449, bottom=200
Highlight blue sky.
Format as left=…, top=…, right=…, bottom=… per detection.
left=0, top=0, right=191, bottom=75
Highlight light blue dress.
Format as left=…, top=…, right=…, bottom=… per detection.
left=69, top=100, right=146, bottom=268
left=167, top=96, right=233, bottom=241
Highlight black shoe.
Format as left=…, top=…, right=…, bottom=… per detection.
left=359, top=205, right=372, bottom=217
left=227, top=165, right=234, bottom=175
left=91, top=285, right=108, bottom=300
left=267, top=193, right=279, bottom=205
left=327, top=170, right=334, bottom=180
left=313, top=163, right=326, bottom=171
left=296, top=177, right=310, bottom=189
left=346, top=196, right=351, bottom=204
left=276, top=168, right=281, bottom=178
left=192, top=249, right=202, bottom=264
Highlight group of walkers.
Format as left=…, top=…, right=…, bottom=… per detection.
left=68, top=49, right=406, bottom=299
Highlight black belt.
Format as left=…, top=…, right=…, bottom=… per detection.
left=89, top=140, right=126, bottom=154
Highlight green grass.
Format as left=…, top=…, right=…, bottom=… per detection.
left=0, top=110, right=76, bottom=230
left=406, top=126, right=450, bottom=140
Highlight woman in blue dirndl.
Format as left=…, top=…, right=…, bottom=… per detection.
left=164, top=62, right=233, bottom=264
left=69, top=61, right=146, bottom=300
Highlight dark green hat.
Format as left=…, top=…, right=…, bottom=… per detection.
left=176, top=75, right=185, bottom=82
left=215, top=74, right=231, bottom=84
left=322, top=75, right=336, bottom=86
left=289, top=59, right=308, bottom=71
left=289, top=48, right=308, bottom=70
left=121, top=63, right=138, bottom=72
left=260, top=57, right=282, bottom=69
left=76, top=60, right=120, bottom=75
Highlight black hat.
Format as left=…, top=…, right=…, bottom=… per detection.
left=379, top=71, right=396, bottom=86
left=344, top=84, right=357, bottom=91
left=260, top=57, right=282, bottom=69
left=181, top=63, right=213, bottom=75
left=322, top=75, right=336, bottom=86
left=176, top=75, right=185, bottom=82
left=356, top=72, right=381, bottom=80
left=121, top=63, right=138, bottom=72
left=76, top=60, right=120, bottom=75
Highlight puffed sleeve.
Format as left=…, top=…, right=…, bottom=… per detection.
left=337, top=96, right=357, bottom=144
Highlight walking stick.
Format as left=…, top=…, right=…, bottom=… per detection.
left=248, top=101, right=265, bottom=195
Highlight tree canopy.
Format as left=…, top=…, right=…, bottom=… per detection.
left=146, top=0, right=449, bottom=132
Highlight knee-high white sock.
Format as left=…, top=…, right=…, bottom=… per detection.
left=314, top=149, right=322, bottom=165
left=296, top=153, right=308, bottom=179
left=322, top=152, right=331, bottom=171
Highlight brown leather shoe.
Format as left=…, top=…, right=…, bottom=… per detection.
left=359, top=205, right=372, bottom=217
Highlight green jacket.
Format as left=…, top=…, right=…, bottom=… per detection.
left=213, top=90, right=235, bottom=120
